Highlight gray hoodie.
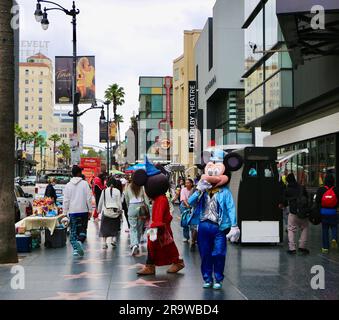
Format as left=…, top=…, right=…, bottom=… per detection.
left=63, top=177, right=92, bottom=216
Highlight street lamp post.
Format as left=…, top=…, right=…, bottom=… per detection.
left=34, top=0, right=80, bottom=136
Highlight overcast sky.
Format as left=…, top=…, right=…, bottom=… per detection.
left=17, top=0, right=216, bottom=150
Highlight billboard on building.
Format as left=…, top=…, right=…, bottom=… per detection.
left=109, top=122, right=117, bottom=142
left=55, top=56, right=96, bottom=104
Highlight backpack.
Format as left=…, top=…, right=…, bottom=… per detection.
left=321, top=186, right=338, bottom=208
left=289, top=186, right=311, bottom=219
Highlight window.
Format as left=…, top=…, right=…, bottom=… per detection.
left=25, top=97, right=29, bottom=102
left=39, top=106, right=43, bottom=111
left=39, top=80, right=43, bottom=85
left=25, top=115, right=28, bottom=120
left=151, top=95, right=163, bottom=112
left=25, top=80, right=29, bottom=85
left=38, top=115, right=43, bottom=120
left=208, top=18, right=213, bottom=71
left=25, top=70, right=29, bottom=76
left=25, top=106, right=29, bottom=111
left=38, top=124, right=43, bottom=129
left=24, top=124, right=28, bottom=129
left=25, top=88, right=29, bottom=94
left=39, top=98, right=43, bottom=103
left=40, top=71, right=43, bottom=76
left=39, top=89, right=43, bottom=94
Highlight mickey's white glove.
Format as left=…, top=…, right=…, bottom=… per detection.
left=226, top=226, right=240, bottom=243
left=196, top=179, right=212, bottom=193
left=147, top=228, right=158, bottom=242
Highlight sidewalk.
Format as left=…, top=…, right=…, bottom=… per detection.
left=1, top=207, right=338, bottom=300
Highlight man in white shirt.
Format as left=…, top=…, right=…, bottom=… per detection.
left=63, top=165, right=92, bottom=257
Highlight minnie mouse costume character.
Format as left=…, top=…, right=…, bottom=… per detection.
left=188, top=150, right=243, bottom=290
left=133, top=158, right=185, bottom=275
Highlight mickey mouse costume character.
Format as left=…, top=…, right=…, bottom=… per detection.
left=188, top=150, right=243, bottom=290
left=133, top=158, right=185, bottom=275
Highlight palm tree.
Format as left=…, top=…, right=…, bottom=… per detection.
left=15, top=124, right=23, bottom=150
left=59, top=141, right=71, bottom=167
left=49, top=134, right=61, bottom=169
left=0, top=0, right=18, bottom=264
left=104, top=84, right=125, bottom=121
left=31, top=131, right=40, bottom=161
left=114, top=114, right=124, bottom=143
left=21, top=131, right=33, bottom=151
left=36, top=136, right=46, bottom=170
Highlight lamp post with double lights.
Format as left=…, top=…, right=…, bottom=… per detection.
left=34, top=0, right=80, bottom=136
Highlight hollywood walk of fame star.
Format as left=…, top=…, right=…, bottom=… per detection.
left=63, top=272, right=108, bottom=280
left=42, top=290, right=104, bottom=300
left=115, top=278, right=168, bottom=289
left=117, top=263, right=145, bottom=270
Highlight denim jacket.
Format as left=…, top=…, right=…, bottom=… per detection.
left=188, top=186, right=237, bottom=231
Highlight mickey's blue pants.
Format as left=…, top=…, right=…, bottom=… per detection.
left=198, top=221, right=227, bottom=283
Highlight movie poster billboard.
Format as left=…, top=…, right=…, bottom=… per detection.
left=55, top=56, right=96, bottom=104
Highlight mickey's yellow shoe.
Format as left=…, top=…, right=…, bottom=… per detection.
left=322, top=248, right=329, bottom=254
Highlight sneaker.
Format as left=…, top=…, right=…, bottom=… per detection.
left=322, top=248, right=329, bottom=254
left=111, top=241, right=117, bottom=248
left=76, top=241, right=84, bottom=256
left=131, top=245, right=139, bottom=256
left=287, top=250, right=297, bottom=255
left=298, top=248, right=310, bottom=255
left=73, top=250, right=80, bottom=257
left=213, top=282, right=222, bottom=290
left=102, top=244, right=108, bottom=250
left=331, top=240, right=338, bottom=249
left=203, top=282, right=213, bottom=289
left=182, top=238, right=189, bottom=243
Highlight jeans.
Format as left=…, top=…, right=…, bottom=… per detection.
left=288, top=214, right=309, bottom=251
left=198, top=221, right=227, bottom=283
left=180, top=202, right=190, bottom=240
left=321, top=215, right=338, bottom=249
left=128, top=203, right=145, bottom=248
left=69, top=213, right=87, bottom=251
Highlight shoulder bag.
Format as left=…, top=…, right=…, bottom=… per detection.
left=103, top=188, right=122, bottom=219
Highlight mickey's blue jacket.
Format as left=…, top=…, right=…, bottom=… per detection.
left=188, top=186, right=237, bottom=231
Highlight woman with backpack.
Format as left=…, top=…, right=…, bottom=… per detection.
left=315, top=174, right=338, bottom=253
left=125, top=177, right=150, bottom=256
left=98, top=177, right=123, bottom=249
left=283, top=173, right=310, bottom=255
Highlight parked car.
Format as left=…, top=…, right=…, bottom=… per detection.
left=21, top=175, right=36, bottom=186
left=15, top=184, right=33, bottom=220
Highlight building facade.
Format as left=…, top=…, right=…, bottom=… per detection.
left=244, top=0, right=339, bottom=189
left=173, top=30, right=201, bottom=172
left=195, top=0, right=252, bottom=156
left=138, top=76, right=173, bottom=162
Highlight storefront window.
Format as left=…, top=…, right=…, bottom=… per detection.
left=245, top=85, right=264, bottom=124
left=265, top=0, right=278, bottom=50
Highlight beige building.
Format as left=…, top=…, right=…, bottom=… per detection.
left=172, top=30, right=201, bottom=174
left=19, top=53, right=55, bottom=169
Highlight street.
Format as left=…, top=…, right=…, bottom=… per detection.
left=1, top=206, right=338, bottom=300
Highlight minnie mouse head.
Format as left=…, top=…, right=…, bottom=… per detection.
left=132, top=157, right=170, bottom=199
left=200, top=149, right=243, bottom=188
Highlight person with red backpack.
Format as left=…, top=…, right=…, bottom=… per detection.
left=315, top=174, right=338, bottom=253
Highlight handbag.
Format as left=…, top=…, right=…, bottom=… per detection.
left=138, top=192, right=150, bottom=220
left=181, top=206, right=193, bottom=228
left=103, top=188, right=122, bottom=219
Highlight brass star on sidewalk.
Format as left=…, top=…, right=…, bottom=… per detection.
left=116, top=278, right=168, bottom=289
left=42, top=290, right=104, bottom=300
left=63, top=272, right=107, bottom=280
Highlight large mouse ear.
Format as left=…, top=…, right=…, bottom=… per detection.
left=224, top=153, right=243, bottom=172
left=132, top=169, right=148, bottom=186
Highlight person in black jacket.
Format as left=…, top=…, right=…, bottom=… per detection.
left=44, top=178, right=57, bottom=204
left=315, top=174, right=338, bottom=253
left=283, top=173, right=310, bottom=255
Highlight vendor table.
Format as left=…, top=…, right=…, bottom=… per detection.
left=15, top=214, right=66, bottom=235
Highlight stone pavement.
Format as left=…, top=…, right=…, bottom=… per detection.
left=1, top=207, right=338, bottom=300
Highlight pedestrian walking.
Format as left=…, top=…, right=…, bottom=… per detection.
left=179, top=179, right=196, bottom=246
left=98, top=177, right=123, bottom=249
left=125, top=176, right=150, bottom=256
left=315, top=174, right=338, bottom=253
left=44, top=177, right=57, bottom=204
left=92, top=173, right=106, bottom=221
left=63, top=165, right=92, bottom=257
left=283, top=173, right=311, bottom=255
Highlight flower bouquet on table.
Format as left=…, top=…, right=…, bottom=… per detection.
left=33, top=197, right=58, bottom=217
